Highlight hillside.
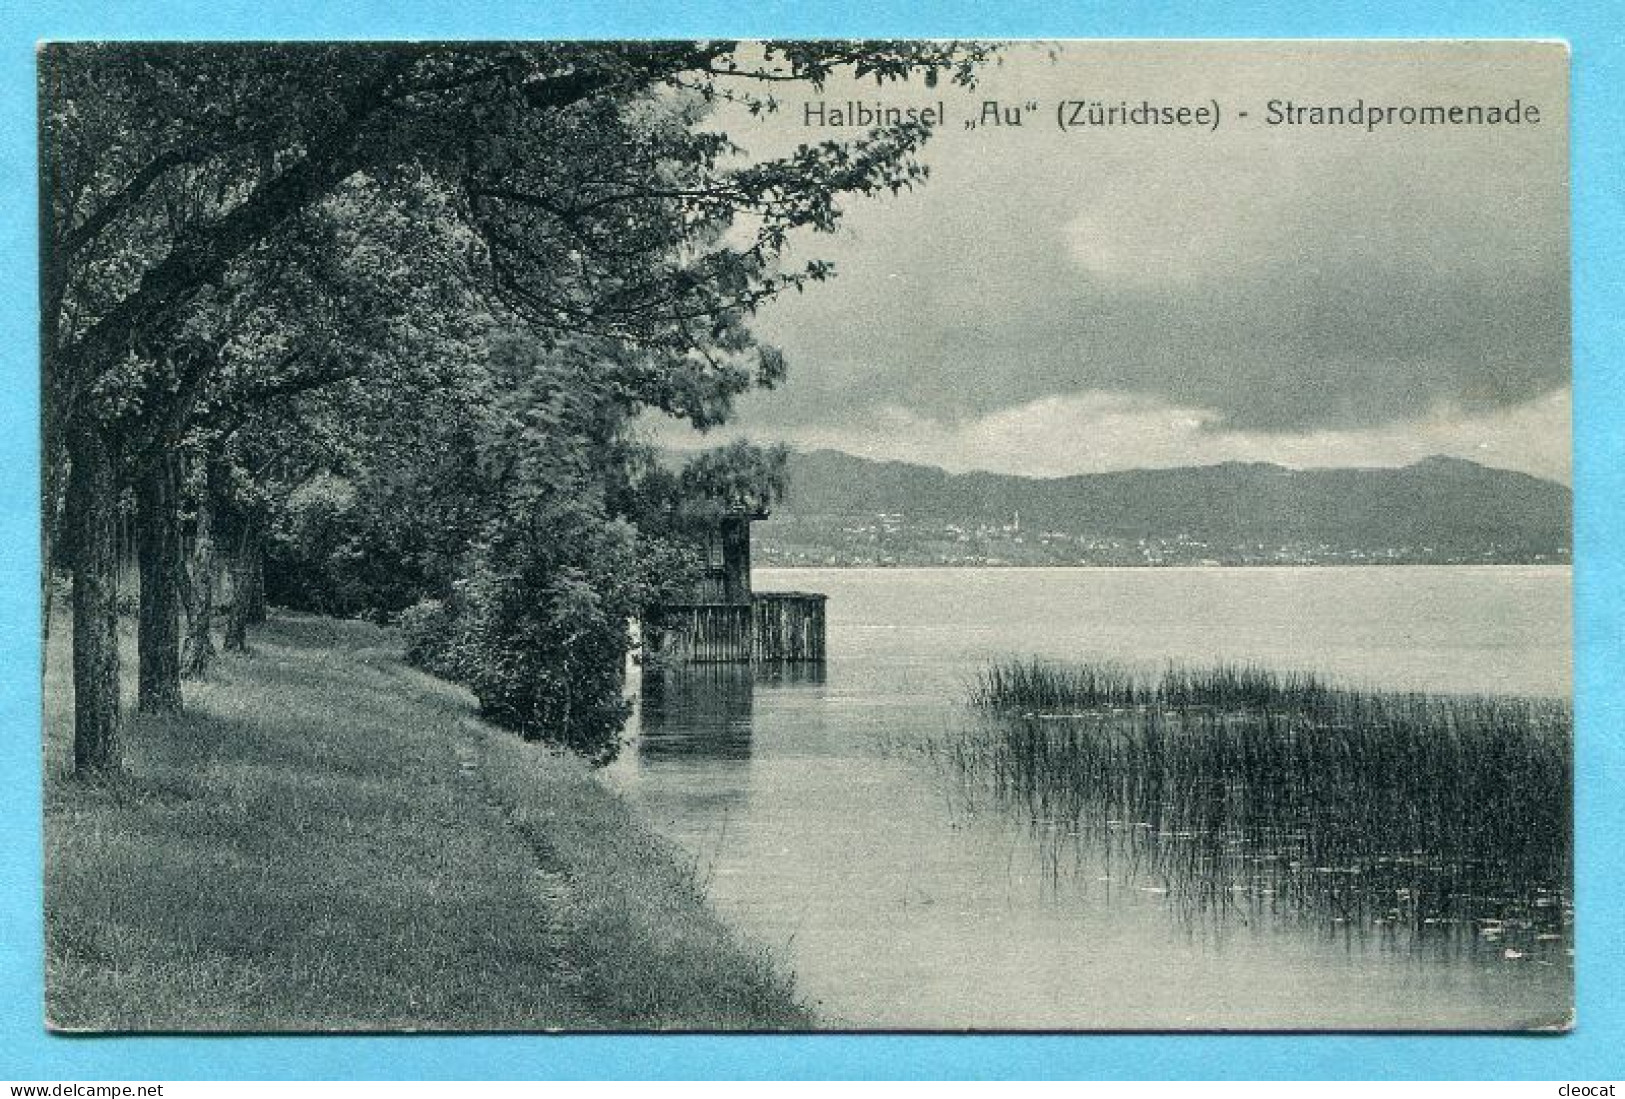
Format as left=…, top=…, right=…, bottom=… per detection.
left=44, top=614, right=810, bottom=1031
left=757, top=451, right=1572, bottom=567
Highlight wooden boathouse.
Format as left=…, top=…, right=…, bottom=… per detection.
left=645, top=512, right=826, bottom=665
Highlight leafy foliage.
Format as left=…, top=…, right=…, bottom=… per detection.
left=678, top=441, right=791, bottom=520
left=389, top=336, right=688, bottom=760
left=42, top=41, right=992, bottom=763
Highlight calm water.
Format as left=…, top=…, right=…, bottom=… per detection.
left=602, top=566, right=1572, bottom=1030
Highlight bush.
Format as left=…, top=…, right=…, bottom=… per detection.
left=401, top=498, right=645, bottom=764
left=454, top=561, right=634, bottom=764
left=265, top=473, right=448, bottom=621
left=395, top=337, right=734, bottom=764
left=398, top=598, right=461, bottom=680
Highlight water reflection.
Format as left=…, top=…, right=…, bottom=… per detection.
left=635, top=663, right=827, bottom=762
left=638, top=666, right=756, bottom=761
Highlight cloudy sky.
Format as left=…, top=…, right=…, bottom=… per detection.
left=662, top=41, right=1570, bottom=483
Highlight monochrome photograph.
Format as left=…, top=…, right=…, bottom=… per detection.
left=40, top=39, right=1571, bottom=1032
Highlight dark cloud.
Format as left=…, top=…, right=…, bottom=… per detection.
left=719, top=42, right=1568, bottom=440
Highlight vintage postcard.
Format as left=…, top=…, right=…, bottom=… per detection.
left=41, top=39, right=1571, bottom=1032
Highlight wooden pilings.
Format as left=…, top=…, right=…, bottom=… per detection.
left=648, top=591, right=826, bottom=665
left=751, top=592, right=826, bottom=663
left=650, top=604, right=751, bottom=663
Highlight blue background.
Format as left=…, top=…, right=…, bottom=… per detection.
left=3, top=0, right=1620, bottom=1081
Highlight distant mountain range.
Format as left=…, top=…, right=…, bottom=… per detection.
left=755, top=450, right=1571, bottom=567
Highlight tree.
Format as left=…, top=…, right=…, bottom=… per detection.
left=451, top=336, right=644, bottom=758
left=174, top=168, right=494, bottom=668
left=679, top=441, right=791, bottom=520
left=42, top=41, right=991, bottom=772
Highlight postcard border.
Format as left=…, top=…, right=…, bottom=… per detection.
left=4, top=1, right=1622, bottom=1081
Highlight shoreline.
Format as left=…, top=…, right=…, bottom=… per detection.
left=44, top=612, right=810, bottom=1032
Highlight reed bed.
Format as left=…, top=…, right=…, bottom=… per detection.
left=935, top=658, right=1572, bottom=957
left=973, top=658, right=1336, bottom=714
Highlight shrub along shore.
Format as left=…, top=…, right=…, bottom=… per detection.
left=44, top=612, right=809, bottom=1031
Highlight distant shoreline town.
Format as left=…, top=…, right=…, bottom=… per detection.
left=750, top=450, right=1571, bottom=569
left=756, top=522, right=1572, bottom=569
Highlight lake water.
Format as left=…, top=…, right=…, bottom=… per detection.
left=602, top=566, right=1572, bottom=1030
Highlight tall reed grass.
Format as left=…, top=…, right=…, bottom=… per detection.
left=934, top=658, right=1571, bottom=958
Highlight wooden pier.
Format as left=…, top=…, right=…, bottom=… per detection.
left=645, top=512, right=827, bottom=665
left=751, top=591, right=826, bottom=663
left=648, top=592, right=826, bottom=664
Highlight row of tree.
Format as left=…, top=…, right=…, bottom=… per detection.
left=42, top=41, right=988, bottom=772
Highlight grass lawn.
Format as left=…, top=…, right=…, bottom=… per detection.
left=44, top=612, right=811, bottom=1031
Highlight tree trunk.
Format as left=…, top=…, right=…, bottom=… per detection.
left=66, top=425, right=122, bottom=774
left=245, top=540, right=266, bottom=625
left=136, top=450, right=183, bottom=712
left=42, top=443, right=64, bottom=648
left=223, top=523, right=255, bottom=655
left=181, top=467, right=217, bottom=678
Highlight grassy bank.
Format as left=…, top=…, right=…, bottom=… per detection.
left=935, top=658, right=1572, bottom=954
left=44, top=613, right=811, bottom=1031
